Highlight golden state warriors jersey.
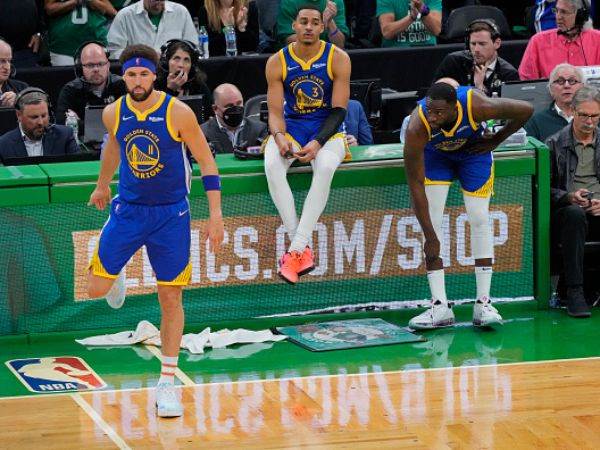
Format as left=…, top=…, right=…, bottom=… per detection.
left=114, top=92, right=191, bottom=205
left=280, top=41, right=335, bottom=122
left=417, top=87, right=484, bottom=153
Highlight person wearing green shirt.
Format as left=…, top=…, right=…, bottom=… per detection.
left=277, top=0, right=349, bottom=49
left=44, top=0, right=115, bottom=66
left=377, top=0, right=442, bottom=48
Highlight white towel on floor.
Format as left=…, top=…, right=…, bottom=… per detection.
left=75, top=320, right=287, bottom=354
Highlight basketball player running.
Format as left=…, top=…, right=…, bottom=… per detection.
left=264, top=5, right=351, bottom=284
left=404, top=81, right=532, bottom=329
left=87, top=45, right=224, bottom=417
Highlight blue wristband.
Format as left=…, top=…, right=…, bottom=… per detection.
left=202, top=175, right=221, bottom=191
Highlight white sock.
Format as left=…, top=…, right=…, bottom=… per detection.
left=159, top=355, right=178, bottom=385
left=475, top=266, right=493, bottom=301
left=427, top=269, right=447, bottom=303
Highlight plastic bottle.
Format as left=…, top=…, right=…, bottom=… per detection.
left=224, top=25, right=237, bottom=57
left=65, top=111, right=80, bottom=144
left=199, top=26, right=209, bottom=59
left=486, top=91, right=499, bottom=132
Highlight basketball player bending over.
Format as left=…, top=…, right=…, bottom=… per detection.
left=264, top=5, right=351, bottom=284
left=404, top=81, right=532, bottom=329
left=87, top=45, right=224, bottom=417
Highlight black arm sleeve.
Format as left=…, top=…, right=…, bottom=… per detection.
left=314, top=107, right=347, bottom=146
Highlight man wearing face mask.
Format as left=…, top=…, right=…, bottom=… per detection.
left=201, top=83, right=268, bottom=154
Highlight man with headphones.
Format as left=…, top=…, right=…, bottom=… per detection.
left=0, top=38, right=29, bottom=108
left=433, top=19, right=518, bottom=97
left=0, top=88, right=80, bottom=161
left=520, top=0, right=600, bottom=80
left=55, top=41, right=126, bottom=139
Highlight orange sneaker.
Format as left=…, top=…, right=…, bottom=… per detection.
left=278, top=251, right=302, bottom=284
left=298, top=246, right=315, bottom=276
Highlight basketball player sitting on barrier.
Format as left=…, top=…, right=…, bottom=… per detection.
left=264, top=4, right=351, bottom=284
left=86, top=44, right=224, bottom=417
left=404, top=80, right=533, bottom=329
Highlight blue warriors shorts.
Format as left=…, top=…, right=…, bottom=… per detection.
left=89, top=197, right=191, bottom=285
left=285, top=117, right=350, bottom=161
left=424, top=147, right=494, bottom=197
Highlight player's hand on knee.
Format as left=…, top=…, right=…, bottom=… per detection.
left=87, top=185, right=112, bottom=210
left=423, top=237, right=442, bottom=269
left=275, top=134, right=293, bottom=158
left=204, top=214, right=225, bottom=253
left=296, top=140, right=321, bottom=163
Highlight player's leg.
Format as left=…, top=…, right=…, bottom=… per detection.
left=87, top=199, right=144, bottom=308
left=145, top=199, right=191, bottom=417
left=264, top=135, right=306, bottom=282
left=289, top=136, right=346, bottom=278
left=155, top=284, right=185, bottom=417
left=409, top=149, right=456, bottom=330
left=460, top=154, right=502, bottom=326
left=264, top=135, right=299, bottom=237
left=425, top=183, right=451, bottom=303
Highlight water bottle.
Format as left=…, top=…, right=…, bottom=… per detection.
left=224, top=25, right=237, bottom=57
left=65, top=111, right=80, bottom=144
left=199, top=26, right=209, bottom=59
left=486, top=91, right=499, bottom=132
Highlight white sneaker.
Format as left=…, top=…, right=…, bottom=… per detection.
left=105, top=271, right=126, bottom=309
left=408, top=300, right=455, bottom=330
left=155, top=382, right=183, bottom=418
left=473, top=297, right=503, bottom=327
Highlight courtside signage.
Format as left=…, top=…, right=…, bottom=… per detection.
left=6, top=356, right=106, bottom=393
left=73, top=206, right=523, bottom=300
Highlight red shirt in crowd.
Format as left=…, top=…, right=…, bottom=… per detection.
left=519, top=28, right=600, bottom=80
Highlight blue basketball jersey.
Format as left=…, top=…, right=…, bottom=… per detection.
left=113, top=92, right=191, bottom=205
left=417, top=87, right=483, bottom=153
left=280, top=41, right=335, bottom=122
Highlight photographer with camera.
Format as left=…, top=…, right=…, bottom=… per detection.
left=547, top=86, right=600, bottom=318
left=201, top=83, right=267, bottom=155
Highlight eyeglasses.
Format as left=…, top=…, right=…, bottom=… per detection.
left=0, top=58, right=12, bottom=66
left=575, top=111, right=600, bottom=121
left=552, top=77, right=581, bottom=86
left=82, top=61, right=109, bottom=70
left=551, top=7, right=576, bottom=16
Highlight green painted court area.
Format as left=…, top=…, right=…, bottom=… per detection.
left=2, top=301, right=599, bottom=399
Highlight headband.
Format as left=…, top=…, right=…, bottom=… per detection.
left=122, top=57, right=156, bottom=74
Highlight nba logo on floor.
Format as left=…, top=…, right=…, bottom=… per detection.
left=5, top=357, right=106, bottom=393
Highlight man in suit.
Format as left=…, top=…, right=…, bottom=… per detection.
left=201, top=83, right=268, bottom=154
left=0, top=88, right=80, bottom=162
left=433, top=19, right=519, bottom=97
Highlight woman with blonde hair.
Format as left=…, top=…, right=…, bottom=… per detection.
left=198, top=0, right=259, bottom=56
